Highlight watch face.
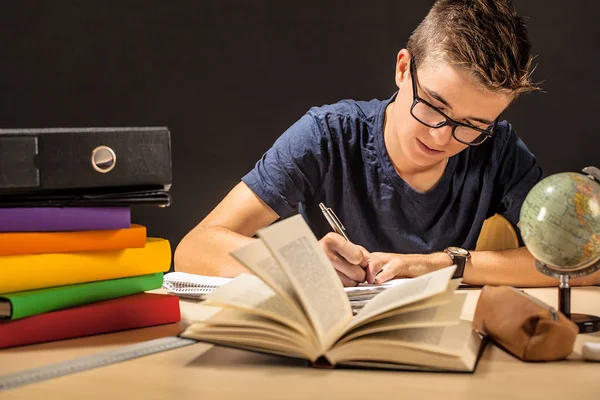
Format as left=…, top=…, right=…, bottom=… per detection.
left=446, top=246, right=470, bottom=257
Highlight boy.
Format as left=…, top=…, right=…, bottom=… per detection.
left=175, top=0, right=599, bottom=286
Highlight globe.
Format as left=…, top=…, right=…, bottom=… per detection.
left=520, top=171, right=600, bottom=275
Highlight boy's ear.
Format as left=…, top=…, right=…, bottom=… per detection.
left=395, top=49, right=412, bottom=87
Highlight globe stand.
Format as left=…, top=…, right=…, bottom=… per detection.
left=536, top=260, right=600, bottom=334
left=558, top=274, right=600, bottom=333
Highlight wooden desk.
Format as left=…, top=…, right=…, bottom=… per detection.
left=2, top=287, right=600, bottom=399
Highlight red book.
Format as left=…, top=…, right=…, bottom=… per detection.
left=0, top=293, right=180, bottom=349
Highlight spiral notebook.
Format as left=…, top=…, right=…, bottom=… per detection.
left=162, top=272, right=233, bottom=300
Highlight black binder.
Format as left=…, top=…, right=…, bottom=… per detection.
left=0, top=188, right=172, bottom=207
left=0, top=127, right=172, bottom=206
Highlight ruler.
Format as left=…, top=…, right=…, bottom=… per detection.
left=0, top=336, right=197, bottom=391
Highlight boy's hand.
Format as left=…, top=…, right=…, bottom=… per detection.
left=368, top=252, right=452, bottom=284
left=319, top=233, right=382, bottom=287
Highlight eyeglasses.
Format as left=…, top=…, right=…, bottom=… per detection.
left=409, top=57, right=498, bottom=146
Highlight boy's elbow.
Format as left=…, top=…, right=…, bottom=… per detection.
left=173, top=234, right=197, bottom=273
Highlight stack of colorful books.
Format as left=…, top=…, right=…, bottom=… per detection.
left=0, top=206, right=180, bottom=349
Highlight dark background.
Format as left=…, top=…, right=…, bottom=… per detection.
left=0, top=0, right=598, bottom=268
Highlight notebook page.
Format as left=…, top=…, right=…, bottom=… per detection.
left=344, top=279, right=408, bottom=298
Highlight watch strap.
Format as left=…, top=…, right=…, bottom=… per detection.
left=452, top=256, right=466, bottom=279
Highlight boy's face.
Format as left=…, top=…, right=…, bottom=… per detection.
left=389, top=49, right=512, bottom=169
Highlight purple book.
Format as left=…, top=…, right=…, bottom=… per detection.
left=0, top=207, right=131, bottom=232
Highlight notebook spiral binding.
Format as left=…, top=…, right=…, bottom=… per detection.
left=161, top=272, right=232, bottom=298
left=162, top=281, right=221, bottom=294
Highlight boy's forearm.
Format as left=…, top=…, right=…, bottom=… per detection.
left=465, top=247, right=600, bottom=287
left=174, top=226, right=254, bottom=277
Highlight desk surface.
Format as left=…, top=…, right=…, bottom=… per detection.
left=1, top=287, right=600, bottom=399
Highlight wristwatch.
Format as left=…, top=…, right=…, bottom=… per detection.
left=444, top=246, right=471, bottom=279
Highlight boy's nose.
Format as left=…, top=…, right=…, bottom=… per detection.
left=429, top=125, right=453, bottom=147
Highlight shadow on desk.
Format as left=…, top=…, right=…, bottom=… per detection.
left=186, top=344, right=310, bottom=370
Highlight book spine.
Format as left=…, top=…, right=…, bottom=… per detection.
left=0, top=224, right=147, bottom=256
left=311, top=356, right=335, bottom=369
left=2, top=272, right=164, bottom=320
left=0, top=238, right=171, bottom=293
left=0, top=207, right=131, bottom=232
left=0, top=293, right=181, bottom=349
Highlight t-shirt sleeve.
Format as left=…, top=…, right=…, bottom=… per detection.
left=242, top=111, right=330, bottom=218
left=493, top=125, right=543, bottom=226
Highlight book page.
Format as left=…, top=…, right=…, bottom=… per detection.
left=256, top=215, right=352, bottom=352
left=230, top=240, right=303, bottom=312
left=336, top=293, right=466, bottom=345
left=202, top=273, right=313, bottom=340
left=180, top=303, right=317, bottom=357
left=185, top=326, right=310, bottom=360
left=326, top=320, right=482, bottom=372
left=179, top=301, right=223, bottom=327
left=188, top=325, right=304, bottom=349
left=352, top=279, right=462, bottom=327
left=343, top=266, right=456, bottom=334
left=342, top=319, right=476, bottom=356
left=185, top=331, right=310, bottom=360
left=181, top=303, right=300, bottom=338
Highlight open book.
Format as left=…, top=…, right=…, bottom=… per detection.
left=180, top=215, right=485, bottom=372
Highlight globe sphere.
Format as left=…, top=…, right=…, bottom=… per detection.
left=520, top=172, right=600, bottom=271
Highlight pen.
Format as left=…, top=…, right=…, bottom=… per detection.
left=319, top=202, right=350, bottom=241
left=319, top=202, right=382, bottom=282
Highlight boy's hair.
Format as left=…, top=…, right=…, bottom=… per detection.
left=407, top=0, right=539, bottom=95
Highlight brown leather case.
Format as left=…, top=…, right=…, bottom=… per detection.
left=473, top=285, right=578, bottom=361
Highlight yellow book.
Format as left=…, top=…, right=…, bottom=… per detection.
left=0, top=238, right=171, bottom=294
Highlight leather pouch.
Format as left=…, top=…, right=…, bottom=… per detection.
left=472, top=285, right=579, bottom=361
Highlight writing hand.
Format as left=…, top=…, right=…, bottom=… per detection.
left=319, top=232, right=382, bottom=287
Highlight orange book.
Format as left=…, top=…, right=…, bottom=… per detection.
left=0, top=224, right=147, bottom=255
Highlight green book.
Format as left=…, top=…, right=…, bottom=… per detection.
left=0, top=273, right=164, bottom=320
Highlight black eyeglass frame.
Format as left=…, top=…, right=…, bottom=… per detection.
left=409, top=57, right=499, bottom=146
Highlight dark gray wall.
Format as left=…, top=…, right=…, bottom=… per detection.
left=0, top=1, right=598, bottom=267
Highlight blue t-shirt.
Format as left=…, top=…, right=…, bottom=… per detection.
left=242, top=93, right=542, bottom=253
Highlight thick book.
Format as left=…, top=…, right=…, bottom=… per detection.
left=0, top=206, right=130, bottom=232
left=0, top=127, right=171, bottom=194
left=180, top=215, right=485, bottom=373
left=0, top=273, right=164, bottom=320
left=0, top=293, right=180, bottom=349
left=0, top=223, right=146, bottom=256
left=0, top=237, right=171, bottom=293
